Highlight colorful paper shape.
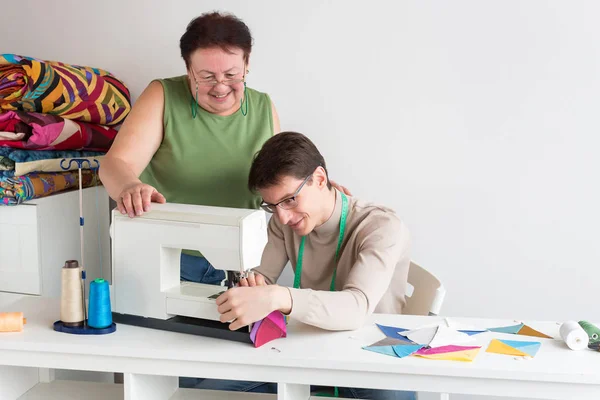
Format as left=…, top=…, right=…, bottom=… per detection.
left=400, top=326, right=438, bottom=345
left=364, top=344, right=398, bottom=357
left=488, top=323, right=551, bottom=339
left=250, top=311, right=286, bottom=348
left=363, top=337, right=424, bottom=358
left=488, top=323, right=524, bottom=334
left=460, top=330, right=487, bottom=336
left=413, top=345, right=481, bottom=362
left=392, top=344, right=425, bottom=358
left=368, top=324, right=480, bottom=361
left=400, top=325, right=474, bottom=348
left=430, top=326, right=474, bottom=347
left=376, top=324, right=410, bottom=340
left=486, top=339, right=541, bottom=358
left=444, top=319, right=488, bottom=336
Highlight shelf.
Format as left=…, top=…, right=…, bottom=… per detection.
left=171, top=388, right=335, bottom=400
left=170, top=388, right=276, bottom=400
left=18, top=380, right=123, bottom=400
left=15, top=378, right=335, bottom=400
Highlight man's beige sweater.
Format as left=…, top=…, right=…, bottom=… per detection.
left=255, top=189, right=411, bottom=330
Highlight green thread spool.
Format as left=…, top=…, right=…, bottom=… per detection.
left=578, top=320, right=600, bottom=350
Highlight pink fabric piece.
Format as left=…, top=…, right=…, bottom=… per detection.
left=252, top=311, right=287, bottom=348
left=269, top=309, right=287, bottom=332
left=416, top=345, right=480, bottom=356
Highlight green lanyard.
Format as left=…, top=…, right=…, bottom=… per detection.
left=293, top=192, right=349, bottom=291
left=293, top=192, right=348, bottom=398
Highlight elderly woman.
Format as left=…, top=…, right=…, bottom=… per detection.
left=99, top=12, right=279, bottom=285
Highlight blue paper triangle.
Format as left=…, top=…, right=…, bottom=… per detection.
left=376, top=324, right=412, bottom=341
left=498, top=339, right=541, bottom=357
left=499, top=339, right=541, bottom=348
left=364, top=345, right=398, bottom=357
left=518, top=344, right=541, bottom=357
left=392, top=344, right=424, bottom=358
left=498, top=339, right=540, bottom=348
left=459, top=330, right=487, bottom=336
left=488, top=323, right=524, bottom=334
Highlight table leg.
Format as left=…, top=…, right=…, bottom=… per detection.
left=277, top=383, right=310, bottom=400
left=123, top=373, right=178, bottom=400
left=38, top=368, right=55, bottom=383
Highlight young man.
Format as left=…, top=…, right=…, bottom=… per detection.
left=216, top=131, right=411, bottom=332
left=210, top=131, right=414, bottom=400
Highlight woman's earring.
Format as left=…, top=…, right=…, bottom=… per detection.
left=191, top=82, right=198, bottom=119
left=240, top=81, right=248, bottom=117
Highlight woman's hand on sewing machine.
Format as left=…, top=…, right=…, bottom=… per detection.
left=238, top=271, right=266, bottom=287
left=117, top=182, right=166, bottom=218
left=216, top=285, right=292, bottom=331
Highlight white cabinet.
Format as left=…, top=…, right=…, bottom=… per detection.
left=0, top=206, right=41, bottom=294
left=0, top=187, right=111, bottom=296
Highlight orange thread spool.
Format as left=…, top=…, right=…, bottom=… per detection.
left=0, top=312, right=27, bottom=332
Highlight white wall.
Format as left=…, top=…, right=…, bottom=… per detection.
left=4, top=1, right=599, bottom=399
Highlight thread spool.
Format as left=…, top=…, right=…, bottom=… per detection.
left=60, top=260, right=84, bottom=326
left=559, top=321, right=589, bottom=350
left=88, top=278, right=112, bottom=329
left=0, top=312, right=27, bottom=332
left=578, top=321, right=600, bottom=341
left=578, top=320, right=600, bottom=350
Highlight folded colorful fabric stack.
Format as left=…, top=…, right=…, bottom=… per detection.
left=0, top=111, right=118, bottom=151
left=0, top=54, right=131, bottom=125
left=0, top=170, right=99, bottom=205
left=0, top=54, right=131, bottom=205
left=0, top=148, right=103, bottom=178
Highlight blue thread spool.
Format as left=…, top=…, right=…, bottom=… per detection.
left=88, top=279, right=112, bottom=329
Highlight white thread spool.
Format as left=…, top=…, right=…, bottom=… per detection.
left=559, top=320, right=589, bottom=350
left=60, top=260, right=84, bottom=326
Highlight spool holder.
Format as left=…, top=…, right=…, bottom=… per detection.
left=53, top=320, right=116, bottom=335
left=60, top=158, right=100, bottom=327
left=54, top=159, right=115, bottom=335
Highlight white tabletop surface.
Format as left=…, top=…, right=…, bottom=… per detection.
left=1, top=294, right=599, bottom=398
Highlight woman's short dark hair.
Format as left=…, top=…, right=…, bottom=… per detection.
left=248, top=132, right=331, bottom=192
left=180, top=11, right=253, bottom=68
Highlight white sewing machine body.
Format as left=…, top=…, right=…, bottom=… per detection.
left=110, top=202, right=268, bottom=342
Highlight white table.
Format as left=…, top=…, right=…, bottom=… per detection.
left=1, top=295, right=599, bottom=400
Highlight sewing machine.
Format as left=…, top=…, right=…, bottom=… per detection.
left=110, top=203, right=268, bottom=343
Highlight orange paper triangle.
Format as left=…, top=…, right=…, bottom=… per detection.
left=517, top=325, right=552, bottom=339
left=486, top=339, right=528, bottom=356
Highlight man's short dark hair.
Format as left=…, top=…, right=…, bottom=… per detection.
left=248, top=131, right=331, bottom=192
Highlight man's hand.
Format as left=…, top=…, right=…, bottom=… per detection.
left=216, top=285, right=292, bottom=331
left=238, top=271, right=267, bottom=287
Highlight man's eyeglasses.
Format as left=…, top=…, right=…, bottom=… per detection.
left=260, top=174, right=312, bottom=213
